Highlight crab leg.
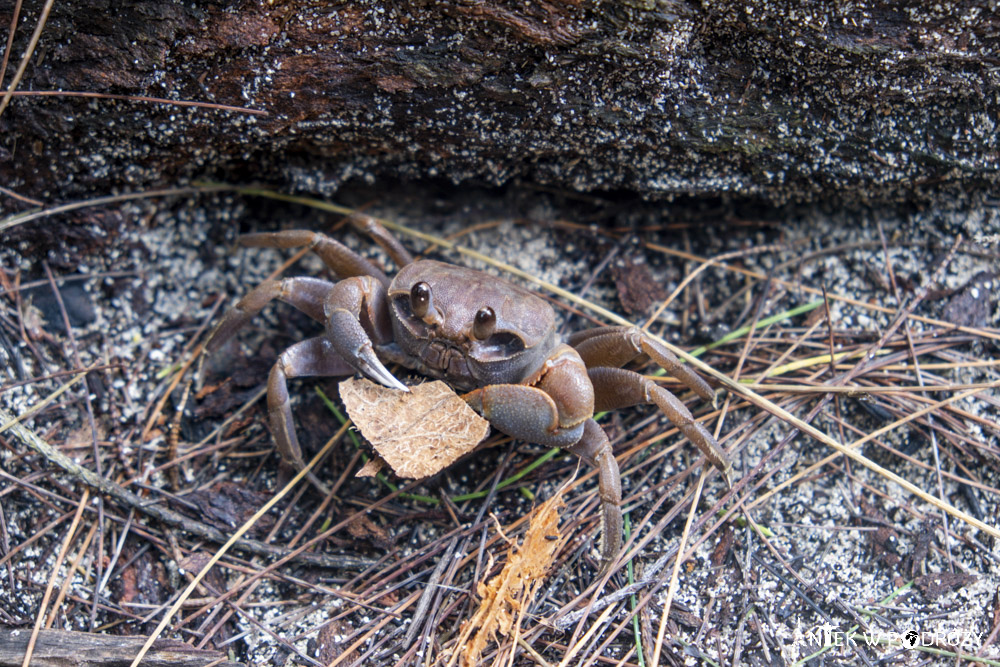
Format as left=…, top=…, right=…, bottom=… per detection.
left=589, top=366, right=731, bottom=480
left=240, top=230, right=391, bottom=287
left=323, top=275, right=408, bottom=392
left=569, top=326, right=716, bottom=406
left=267, top=336, right=356, bottom=474
left=203, top=277, right=334, bottom=357
left=348, top=214, right=415, bottom=268
left=567, top=420, right=623, bottom=575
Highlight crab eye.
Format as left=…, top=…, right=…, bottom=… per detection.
left=410, top=282, right=432, bottom=318
left=473, top=306, right=496, bottom=340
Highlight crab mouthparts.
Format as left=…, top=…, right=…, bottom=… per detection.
left=413, top=340, right=471, bottom=386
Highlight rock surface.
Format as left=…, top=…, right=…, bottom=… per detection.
left=2, top=0, right=998, bottom=204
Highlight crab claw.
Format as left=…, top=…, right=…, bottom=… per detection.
left=318, top=275, right=410, bottom=393
left=326, top=308, right=409, bottom=393
left=358, top=351, right=410, bottom=393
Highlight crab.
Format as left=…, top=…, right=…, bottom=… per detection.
left=201, top=216, right=731, bottom=574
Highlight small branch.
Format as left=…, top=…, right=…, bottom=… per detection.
left=0, top=404, right=372, bottom=570
left=0, top=628, right=240, bottom=667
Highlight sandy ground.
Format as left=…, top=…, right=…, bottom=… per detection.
left=1, top=182, right=999, bottom=665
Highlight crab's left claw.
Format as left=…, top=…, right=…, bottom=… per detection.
left=464, top=345, right=624, bottom=574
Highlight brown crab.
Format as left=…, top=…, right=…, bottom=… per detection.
left=202, top=216, right=730, bottom=573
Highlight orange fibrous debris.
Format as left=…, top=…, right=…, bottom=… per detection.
left=458, top=488, right=566, bottom=667
left=339, top=378, right=490, bottom=479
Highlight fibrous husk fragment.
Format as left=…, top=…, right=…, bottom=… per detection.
left=457, top=488, right=566, bottom=667
left=339, top=378, right=489, bottom=479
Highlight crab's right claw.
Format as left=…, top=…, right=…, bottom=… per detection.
left=358, top=348, right=409, bottom=392
left=322, top=276, right=408, bottom=392
left=326, top=308, right=408, bottom=393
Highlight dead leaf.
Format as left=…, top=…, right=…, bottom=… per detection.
left=177, top=552, right=212, bottom=575
left=339, top=378, right=489, bottom=479
left=941, top=270, right=995, bottom=328
left=458, top=488, right=566, bottom=667
left=914, top=572, right=977, bottom=600
left=182, top=481, right=275, bottom=535
left=347, top=514, right=393, bottom=549
left=356, top=458, right=384, bottom=477
left=611, top=254, right=668, bottom=316
left=315, top=619, right=358, bottom=664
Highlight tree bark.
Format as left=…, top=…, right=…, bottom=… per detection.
left=0, top=628, right=241, bottom=667
left=1, top=0, right=997, bottom=205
